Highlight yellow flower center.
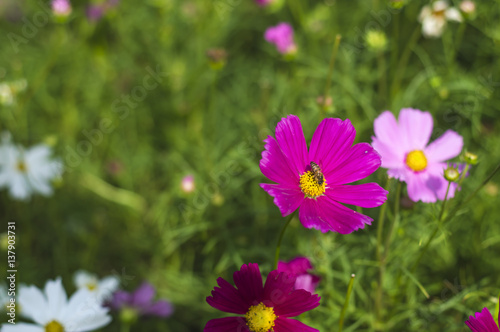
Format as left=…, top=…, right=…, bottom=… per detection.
left=86, top=282, right=97, bottom=291
left=45, top=320, right=64, bottom=332
left=299, top=171, right=326, bottom=198
left=16, top=160, right=27, bottom=173
left=245, top=303, right=277, bottom=332
left=406, top=150, right=427, bottom=172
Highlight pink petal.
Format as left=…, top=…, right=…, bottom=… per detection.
left=398, top=108, right=433, bottom=150
left=298, top=196, right=373, bottom=234
left=426, top=163, right=458, bottom=200
left=274, top=318, right=320, bottom=332
left=260, top=135, right=298, bottom=186
left=206, top=277, right=249, bottom=314
left=327, top=183, right=388, bottom=208
left=294, top=274, right=320, bottom=294
left=425, top=130, right=463, bottom=163
left=325, top=142, right=381, bottom=185
left=204, top=317, right=249, bottom=332
left=308, top=118, right=356, bottom=178
left=274, top=115, right=308, bottom=176
left=372, top=137, right=404, bottom=169
left=260, top=183, right=304, bottom=217
left=465, top=307, right=500, bottom=332
left=405, top=170, right=438, bottom=203
left=233, top=263, right=264, bottom=306
left=373, top=111, right=405, bottom=156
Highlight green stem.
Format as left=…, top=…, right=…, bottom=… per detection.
left=457, top=163, right=470, bottom=187
left=320, top=34, right=342, bottom=119
left=411, top=161, right=500, bottom=272
left=338, top=274, right=356, bottom=332
left=273, top=212, right=296, bottom=269
left=375, top=177, right=391, bottom=261
left=390, top=27, right=420, bottom=100
left=375, top=181, right=401, bottom=329
left=121, top=323, right=131, bottom=332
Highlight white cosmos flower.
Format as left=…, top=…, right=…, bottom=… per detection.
left=1, top=278, right=111, bottom=332
left=73, top=270, right=119, bottom=304
left=0, top=141, right=63, bottom=201
left=419, top=1, right=462, bottom=38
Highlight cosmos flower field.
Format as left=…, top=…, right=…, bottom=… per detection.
left=1, top=0, right=500, bottom=331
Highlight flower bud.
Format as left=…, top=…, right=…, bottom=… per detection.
left=464, top=151, right=478, bottom=165
left=444, top=166, right=460, bottom=182
left=365, top=30, right=387, bottom=52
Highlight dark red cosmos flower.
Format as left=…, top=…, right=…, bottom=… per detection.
left=205, top=263, right=320, bottom=332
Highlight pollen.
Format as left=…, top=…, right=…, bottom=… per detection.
left=405, top=150, right=427, bottom=172
left=300, top=171, right=326, bottom=198
left=45, top=320, right=64, bottom=332
left=245, top=302, right=277, bottom=332
left=16, top=160, right=27, bottom=173
left=86, top=282, right=97, bottom=291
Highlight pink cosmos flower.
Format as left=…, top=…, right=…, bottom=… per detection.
left=371, top=108, right=463, bottom=203
left=260, top=115, right=387, bottom=234
left=205, top=263, right=320, bottom=332
left=51, top=0, right=72, bottom=17
left=278, top=257, right=320, bottom=294
left=466, top=306, right=500, bottom=331
left=181, top=175, right=195, bottom=193
left=264, top=23, right=297, bottom=55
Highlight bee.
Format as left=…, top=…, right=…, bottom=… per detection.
left=310, top=161, right=324, bottom=185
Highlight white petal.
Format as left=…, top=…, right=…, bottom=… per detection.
left=1, top=323, right=44, bottom=332
left=60, top=289, right=111, bottom=331
left=73, top=270, right=97, bottom=290
left=18, top=285, right=49, bottom=325
left=433, top=0, right=449, bottom=11
left=445, top=7, right=463, bottom=22
left=422, top=16, right=446, bottom=38
left=418, top=5, right=432, bottom=22
left=44, top=278, right=67, bottom=320
left=9, top=173, right=31, bottom=201
left=97, top=276, right=119, bottom=302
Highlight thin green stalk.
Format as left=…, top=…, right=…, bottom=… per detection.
left=320, top=34, right=342, bottom=120
left=457, top=164, right=470, bottom=187
left=390, top=27, right=420, bottom=99
left=412, top=161, right=500, bottom=272
left=375, top=181, right=401, bottom=328
left=120, top=323, right=131, bottom=332
left=338, top=274, right=356, bottom=332
left=376, top=177, right=391, bottom=261
left=273, top=212, right=296, bottom=269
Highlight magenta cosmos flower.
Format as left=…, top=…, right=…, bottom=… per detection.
left=260, top=115, right=388, bottom=234
left=466, top=305, right=500, bottom=331
left=205, top=263, right=320, bottom=332
left=255, top=0, right=272, bottom=6
left=264, top=23, right=297, bottom=55
left=371, top=108, right=463, bottom=203
left=278, top=257, right=320, bottom=294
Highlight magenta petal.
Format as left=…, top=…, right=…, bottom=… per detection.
left=233, top=263, right=264, bottom=306
left=262, top=270, right=296, bottom=308
left=260, top=183, right=304, bottom=217
left=465, top=307, right=500, bottom=332
left=206, top=277, right=249, bottom=314
left=274, top=115, right=308, bottom=176
left=327, top=183, right=388, bottom=208
left=272, top=288, right=320, bottom=317
left=308, top=118, right=356, bottom=177
left=398, top=108, right=433, bottom=150
left=294, top=274, right=320, bottom=294
left=425, top=129, right=463, bottom=163
left=274, top=318, right=320, bottom=332
left=405, top=171, right=438, bottom=203
left=326, top=143, right=381, bottom=185
left=204, top=317, right=249, bottom=332
left=142, top=300, right=174, bottom=317
left=278, top=257, right=312, bottom=276
left=260, top=135, right=298, bottom=186
left=299, top=196, right=372, bottom=234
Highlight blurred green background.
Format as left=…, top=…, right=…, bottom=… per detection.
left=1, top=0, right=500, bottom=331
